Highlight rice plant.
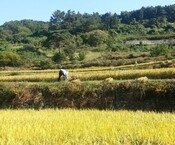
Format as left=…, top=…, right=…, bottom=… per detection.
left=0, top=109, right=174, bottom=145
left=1, top=67, right=175, bottom=82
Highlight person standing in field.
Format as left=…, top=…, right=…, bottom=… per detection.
left=58, top=69, right=68, bottom=81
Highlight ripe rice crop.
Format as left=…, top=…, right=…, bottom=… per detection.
left=0, top=109, right=175, bottom=145
left=1, top=67, right=175, bottom=82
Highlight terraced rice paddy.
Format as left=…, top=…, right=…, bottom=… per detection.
left=1, top=67, right=175, bottom=144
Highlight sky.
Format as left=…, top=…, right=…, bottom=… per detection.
left=1, top=0, right=175, bottom=25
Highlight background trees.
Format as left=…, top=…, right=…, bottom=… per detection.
left=1, top=4, right=175, bottom=47
left=0, top=52, right=21, bottom=68
left=1, top=4, right=175, bottom=69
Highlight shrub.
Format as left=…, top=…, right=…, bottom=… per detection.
left=35, top=59, right=53, bottom=69
left=52, top=52, right=66, bottom=63
left=0, top=52, right=21, bottom=67
left=18, top=44, right=42, bottom=55
left=78, top=51, right=86, bottom=61
left=1, top=80, right=175, bottom=111
left=0, top=84, right=16, bottom=108
left=150, top=45, right=171, bottom=57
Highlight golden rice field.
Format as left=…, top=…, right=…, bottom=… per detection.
left=1, top=67, right=175, bottom=82
left=0, top=109, right=175, bottom=145
left=1, top=67, right=175, bottom=144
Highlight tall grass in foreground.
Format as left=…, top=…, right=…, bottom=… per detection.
left=0, top=109, right=175, bottom=145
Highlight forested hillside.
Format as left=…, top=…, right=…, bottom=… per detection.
left=1, top=4, right=175, bottom=69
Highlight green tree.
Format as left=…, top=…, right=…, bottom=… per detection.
left=78, top=51, right=86, bottom=61
left=45, top=30, right=74, bottom=51
left=0, top=52, right=21, bottom=67
left=52, top=52, right=66, bottom=63
left=150, top=45, right=171, bottom=57
left=80, top=13, right=101, bottom=32
left=85, top=30, right=109, bottom=47
left=49, top=10, right=65, bottom=30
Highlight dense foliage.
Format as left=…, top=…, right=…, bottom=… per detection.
left=0, top=80, right=175, bottom=111
left=0, top=4, right=175, bottom=68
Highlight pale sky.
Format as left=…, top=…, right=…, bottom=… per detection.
left=1, top=0, right=175, bottom=25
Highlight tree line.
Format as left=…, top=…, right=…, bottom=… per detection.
left=0, top=4, right=175, bottom=46
left=0, top=4, right=175, bottom=68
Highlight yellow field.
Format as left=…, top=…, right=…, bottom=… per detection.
left=1, top=67, right=175, bottom=144
left=1, top=67, right=175, bottom=82
left=0, top=109, right=175, bottom=145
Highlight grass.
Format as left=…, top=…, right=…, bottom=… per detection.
left=0, top=109, right=174, bottom=145
left=84, top=51, right=102, bottom=61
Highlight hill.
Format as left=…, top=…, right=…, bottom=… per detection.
left=0, top=4, right=175, bottom=69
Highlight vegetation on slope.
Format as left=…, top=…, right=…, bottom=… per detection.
left=1, top=4, right=175, bottom=69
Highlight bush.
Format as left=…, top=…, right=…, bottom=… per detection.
left=34, top=59, right=53, bottom=69
left=0, top=52, right=22, bottom=67
left=18, top=44, right=42, bottom=55
left=150, top=45, right=171, bottom=57
left=52, top=52, right=66, bottom=63
left=78, top=52, right=86, bottom=61
left=0, top=84, right=16, bottom=108
left=1, top=80, right=175, bottom=111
